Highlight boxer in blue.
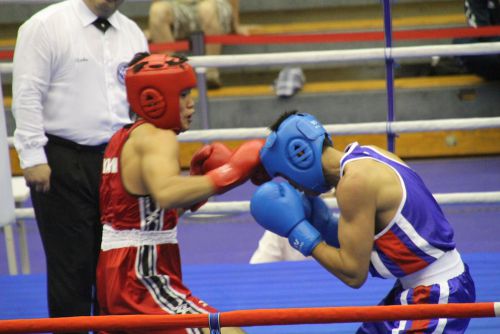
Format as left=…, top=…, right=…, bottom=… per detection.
left=250, top=111, right=476, bottom=333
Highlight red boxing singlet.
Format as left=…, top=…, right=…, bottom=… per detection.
left=97, top=121, right=215, bottom=334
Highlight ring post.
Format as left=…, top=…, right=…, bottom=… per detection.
left=190, top=31, right=211, bottom=130
left=0, top=73, right=17, bottom=274
left=382, top=0, right=396, bottom=152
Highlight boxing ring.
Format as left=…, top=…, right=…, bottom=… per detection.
left=0, top=302, right=499, bottom=333
left=1, top=250, right=500, bottom=333
left=2, top=0, right=500, bottom=332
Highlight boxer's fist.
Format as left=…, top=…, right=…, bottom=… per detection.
left=189, top=142, right=232, bottom=212
left=190, top=142, right=232, bottom=176
left=206, top=139, right=264, bottom=194
left=250, top=181, right=322, bottom=256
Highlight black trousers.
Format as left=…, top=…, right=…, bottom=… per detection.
left=30, top=135, right=105, bottom=334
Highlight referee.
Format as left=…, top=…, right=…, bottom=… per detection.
left=12, top=0, right=148, bottom=327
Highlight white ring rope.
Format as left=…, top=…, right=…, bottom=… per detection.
left=432, top=192, right=500, bottom=205
left=0, top=64, right=12, bottom=75
left=188, top=42, right=500, bottom=68
left=12, top=191, right=500, bottom=219
left=177, top=117, right=500, bottom=142
left=2, top=42, right=500, bottom=75
left=188, top=191, right=500, bottom=215
left=6, top=117, right=500, bottom=145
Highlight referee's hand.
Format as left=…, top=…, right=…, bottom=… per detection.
left=23, top=163, right=51, bottom=193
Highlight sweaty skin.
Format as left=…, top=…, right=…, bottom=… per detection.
left=311, top=146, right=404, bottom=288
left=121, top=123, right=216, bottom=209
left=120, top=90, right=216, bottom=210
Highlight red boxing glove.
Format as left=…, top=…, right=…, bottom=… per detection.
left=207, top=139, right=265, bottom=194
left=190, top=142, right=233, bottom=176
left=189, top=142, right=232, bottom=212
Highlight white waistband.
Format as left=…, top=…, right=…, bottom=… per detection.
left=399, top=249, right=465, bottom=289
left=101, top=224, right=178, bottom=251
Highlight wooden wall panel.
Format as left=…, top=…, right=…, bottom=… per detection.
left=9, top=130, right=500, bottom=174
left=177, top=129, right=500, bottom=168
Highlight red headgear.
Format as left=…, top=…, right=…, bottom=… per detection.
left=125, top=54, right=197, bottom=132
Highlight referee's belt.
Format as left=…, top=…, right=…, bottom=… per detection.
left=46, top=133, right=107, bottom=152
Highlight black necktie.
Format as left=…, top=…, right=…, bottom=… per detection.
left=93, top=17, right=111, bottom=33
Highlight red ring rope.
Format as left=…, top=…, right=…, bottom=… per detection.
left=204, top=26, right=500, bottom=45
left=2, top=26, right=500, bottom=61
left=0, top=302, right=497, bottom=333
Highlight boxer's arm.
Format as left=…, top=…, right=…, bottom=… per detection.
left=306, top=196, right=340, bottom=247
left=311, top=171, right=376, bottom=288
left=138, top=130, right=262, bottom=210
left=137, top=126, right=216, bottom=210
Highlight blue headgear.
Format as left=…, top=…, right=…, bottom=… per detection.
left=260, top=113, right=332, bottom=193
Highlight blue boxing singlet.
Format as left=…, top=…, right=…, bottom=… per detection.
left=340, top=142, right=456, bottom=280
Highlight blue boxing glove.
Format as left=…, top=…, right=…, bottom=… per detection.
left=250, top=181, right=322, bottom=256
left=304, top=195, right=340, bottom=248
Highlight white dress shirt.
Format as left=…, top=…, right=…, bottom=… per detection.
left=12, top=0, right=148, bottom=168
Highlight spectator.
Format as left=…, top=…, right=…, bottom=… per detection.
left=12, top=0, right=148, bottom=326
left=148, top=0, right=249, bottom=89
left=454, top=0, right=500, bottom=80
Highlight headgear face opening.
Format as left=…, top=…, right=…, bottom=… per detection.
left=125, top=54, right=196, bottom=132
left=260, top=113, right=332, bottom=193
